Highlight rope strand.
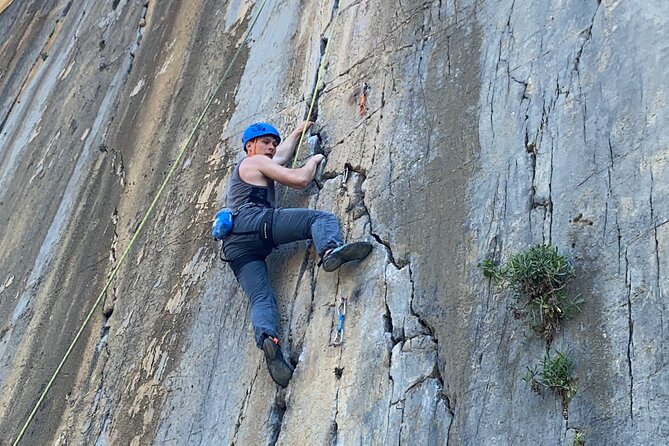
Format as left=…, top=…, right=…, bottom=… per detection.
left=12, top=1, right=269, bottom=444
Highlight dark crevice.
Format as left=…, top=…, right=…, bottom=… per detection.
left=327, top=419, right=338, bottom=445
left=304, top=0, right=340, bottom=124
left=267, top=391, right=287, bottom=446
left=397, top=399, right=406, bottom=442
left=293, top=263, right=321, bottom=362
left=371, top=233, right=406, bottom=269
left=382, top=266, right=397, bottom=342
left=649, top=170, right=661, bottom=303
left=232, top=366, right=260, bottom=444
left=574, top=0, right=599, bottom=74
left=0, top=94, right=20, bottom=134
left=624, top=249, right=634, bottom=422
left=0, top=0, right=73, bottom=133
left=286, top=251, right=314, bottom=362
left=331, top=164, right=407, bottom=269
left=406, top=266, right=454, bottom=422
left=547, top=140, right=554, bottom=244
left=124, top=4, right=149, bottom=75
left=415, top=26, right=433, bottom=160
left=485, top=176, right=500, bottom=249
left=407, top=265, right=435, bottom=338
left=329, top=280, right=344, bottom=446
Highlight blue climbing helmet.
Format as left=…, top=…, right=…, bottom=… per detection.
left=241, top=122, right=281, bottom=151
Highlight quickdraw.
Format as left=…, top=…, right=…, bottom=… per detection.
left=332, top=296, right=348, bottom=346
left=338, top=164, right=350, bottom=193
left=358, top=82, right=370, bottom=116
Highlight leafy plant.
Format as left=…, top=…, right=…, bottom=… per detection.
left=524, top=350, right=577, bottom=418
left=572, top=431, right=585, bottom=446
left=479, top=244, right=582, bottom=342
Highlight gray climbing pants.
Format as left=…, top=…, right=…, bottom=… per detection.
left=223, top=205, right=344, bottom=347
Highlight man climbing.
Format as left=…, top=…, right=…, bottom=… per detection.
left=222, top=121, right=373, bottom=387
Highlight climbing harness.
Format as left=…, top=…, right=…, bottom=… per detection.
left=12, top=1, right=270, bottom=444
left=216, top=203, right=274, bottom=263
left=332, top=296, right=348, bottom=346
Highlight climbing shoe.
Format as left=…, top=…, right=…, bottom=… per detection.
left=262, top=336, right=294, bottom=388
left=321, top=241, right=373, bottom=272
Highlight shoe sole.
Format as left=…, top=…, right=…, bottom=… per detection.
left=322, top=242, right=373, bottom=272
left=262, top=338, right=294, bottom=387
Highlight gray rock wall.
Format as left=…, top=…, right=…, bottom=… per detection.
left=0, top=0, right=665, bottom=445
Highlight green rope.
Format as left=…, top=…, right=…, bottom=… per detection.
left=281, top=10, right=340, bottom=205
left=290, top=11, right=339, bottom=169
left=12, top=1, right=269, bottom=444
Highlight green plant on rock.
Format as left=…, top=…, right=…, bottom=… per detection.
left=572, top=431, right=585, bottom=446
left=478, top=244, right=582, bottom=342
left=524, top=350, right=577, bottom=418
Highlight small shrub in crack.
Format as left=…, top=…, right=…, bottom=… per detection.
left=572, top=431, right=585, bottom=446
left=478, top=244, right=583, bottom=342
left=523, top=350, right=577, bottom=418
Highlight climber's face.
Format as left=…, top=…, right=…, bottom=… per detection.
left=246, top=136, right=279, bottom=158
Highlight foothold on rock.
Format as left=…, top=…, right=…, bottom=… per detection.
left=334, top=367, right=344, bottom=379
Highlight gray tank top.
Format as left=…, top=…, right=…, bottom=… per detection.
left=226, top=160, right=276, bottom=210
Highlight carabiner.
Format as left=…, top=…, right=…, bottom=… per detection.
left=332, top=296, right=348, bottom=346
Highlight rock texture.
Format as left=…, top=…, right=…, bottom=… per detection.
left=0, top=0, right=666, bottom=445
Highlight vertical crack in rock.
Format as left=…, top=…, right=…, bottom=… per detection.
left=304, top=0, right=341, bottom=124
left=288, top=251, right=311, bottom=323
left=407, top=265, right=434, bottom=338
left=547, top=140, right=554, bottom=243
left=268, top=388, right=287, bottom=446
left=87, top=337, right=113, bottom=441
left=407, top=267, right=454, bottom=438
left=0, top=3, right=74, bottom=133
left=231, top=363, right=261, bottom=444
left=0, top=94, right=19, bottom=135
left=616, top=219, right=623, bottom=275
left=603, top=137, right=615, bottom=239
left=574, top=0, right=599, bottom=75
left=530, top=114, right=553, bottom=243
left=624, top=249, right=634, bottom=422
left=649, top=170, right=661, bottom=300
left=486, top=176, right=501, bottom=245
left=573, top=0, right=599, bottom=143
left=416, top=23, right=433, bottom=160
left=368, top=77, right=386, bottom=182
left=371, top=232, right=404, bottom=269
left=382, top=266, right=396, bottom=341
left=503, top=0, right=515, bottom=96
left=328, top=385, right=340, bottom=446
left=126, top=4, right=150, bottom=75
left=338, top=163, right=406, bottom=269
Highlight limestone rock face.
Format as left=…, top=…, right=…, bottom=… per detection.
left=0, top=1, right=666, bottom=445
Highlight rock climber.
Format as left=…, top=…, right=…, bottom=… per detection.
left=222, top=121, right=373, bottom=387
